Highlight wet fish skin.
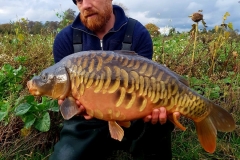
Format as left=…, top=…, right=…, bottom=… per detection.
left=27, top=50, right=236, bottom=153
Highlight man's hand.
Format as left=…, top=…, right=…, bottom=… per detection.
left=58, top=99, right=93, bottom=120
left=143, top=107, right=180, bottom=125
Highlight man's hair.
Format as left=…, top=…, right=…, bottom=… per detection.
left=72, top=0, right=76, bottom=5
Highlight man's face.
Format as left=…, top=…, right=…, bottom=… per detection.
left=77, top=0, right=113, bottom=32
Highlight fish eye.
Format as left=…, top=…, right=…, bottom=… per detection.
left=41, top=73, right=48, bottom=82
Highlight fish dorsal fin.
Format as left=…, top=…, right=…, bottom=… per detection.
left=178, top=75, right=189, bottom=86
left=60, top=97, right=80, bottom=120
left=108, top=121, right=124, bottom=141
left=114, top=50, right=138, bottom=56
left=162, top=65, right=189, bottom=86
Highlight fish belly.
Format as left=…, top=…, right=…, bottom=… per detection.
left=78, top=87, right=154, bottom=121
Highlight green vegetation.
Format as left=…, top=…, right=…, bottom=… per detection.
left=0, top=10, right=239, bottom=160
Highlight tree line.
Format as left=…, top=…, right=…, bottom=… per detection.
left=0, top=8, right=76, bottom=35
left=0, top=3, right=127, bottom=35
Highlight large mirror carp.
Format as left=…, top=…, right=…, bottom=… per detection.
left=27, top=50, right=235, bottom=153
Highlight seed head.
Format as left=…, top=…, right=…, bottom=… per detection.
left=190, top=12, right=203, bottom=23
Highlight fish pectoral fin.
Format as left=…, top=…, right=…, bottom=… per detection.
left=108, top=121, right=124, bottom=141
left=117, top=121, right=131, bottom=128
left=168, top=113, right=186, bottom=131
left=60, top=97, right=80, bottom=120
left=195, top=116, right=217, bottom=153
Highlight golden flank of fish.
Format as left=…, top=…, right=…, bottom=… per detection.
left=27, top=50, right=235, bottom=153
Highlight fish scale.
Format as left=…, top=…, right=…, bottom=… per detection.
left=27, top=50, right=235, bottom=153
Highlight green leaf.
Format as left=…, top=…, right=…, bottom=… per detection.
left=0, top=102, right=10, bottom=121
left=17, top=33, right=25, bottom=41
left=48, top=100, right=59, bottom=112
left=22, top=114, right=36, bottom=129
left=34, top=112, right=50, bottom=132
left=0, top=101, right=10, bottom=111
left=223, top=77, right=231, bottom=84
left=0, top=111, right=7, bottom=121
left=2, top=64, right=13, bottom=73
left=15, top=103, right=31, bottom=116
left=227, top=22, right=233, bottom=30
left=33, top=97, right=58, bottom=111
left=207, top=85, right=220, bottom=99
left=57, top=28, right=61, bottom=33
left=223, top=12, right=230, bottom=20
left=15, top=84, right=23, bottom=91
left=24, top=95, right=35, bottom=104
left=201, top=19, right=207, bottom=28
left=49, top=106, right=59, bottom=112
left=41, top=96, right=49, bottom=103
left=14, top=56, right=27, bottom=63
left=36, top=100, right=50, bottom=111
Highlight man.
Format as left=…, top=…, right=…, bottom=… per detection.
left=49, top=0, right=180, bottom=159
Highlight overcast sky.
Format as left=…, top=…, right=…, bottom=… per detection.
left=0, top=0, right=239, bottom=33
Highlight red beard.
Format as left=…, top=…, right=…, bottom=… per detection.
left=80, top=4, right=112, bottom=32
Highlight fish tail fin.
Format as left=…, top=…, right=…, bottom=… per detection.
left=195, top=103, right=236, bottom=153
left=208, top=103, right=236, bottom=132
left=195, top=116, right=217, bottom=153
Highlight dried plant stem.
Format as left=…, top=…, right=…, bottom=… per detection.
left=188, top=22, right=198, bottom=79
left=192, top=23, right=198, bottom=65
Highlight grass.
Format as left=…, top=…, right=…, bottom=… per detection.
left=0, top=151, right=51, bottom=160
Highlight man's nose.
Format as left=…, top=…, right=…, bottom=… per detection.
left=81, top=0, right=92, bottom=9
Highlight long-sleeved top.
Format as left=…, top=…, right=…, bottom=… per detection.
left=53, top=5, right=153, bottom=63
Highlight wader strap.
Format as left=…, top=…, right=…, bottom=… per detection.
left=72, top=18, right=136, bottom=52
left=122, top=18, right=137, bottom=51
left=73, top=29, right=82, bottom=53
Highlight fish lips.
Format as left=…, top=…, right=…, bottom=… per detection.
left=27, top=80, right=41, bottom=96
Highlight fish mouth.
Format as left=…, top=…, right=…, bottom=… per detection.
left=27, top=80, right=41, bottom=96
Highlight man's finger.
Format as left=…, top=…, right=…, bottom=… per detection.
left=159, top=107, right=167, bottom=125
left=84, top=115, right=93, bottom=120
left=76, top=100, right=81, bottom=106
left=143, top=115, right=152, bottom=123
left=78, top=105, right=86, bottom=113
left=58, top=99, right=64, bottom=105
left=78, top=105, right=93, bottom=120
left=151, top=109, right=159, bottom=124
